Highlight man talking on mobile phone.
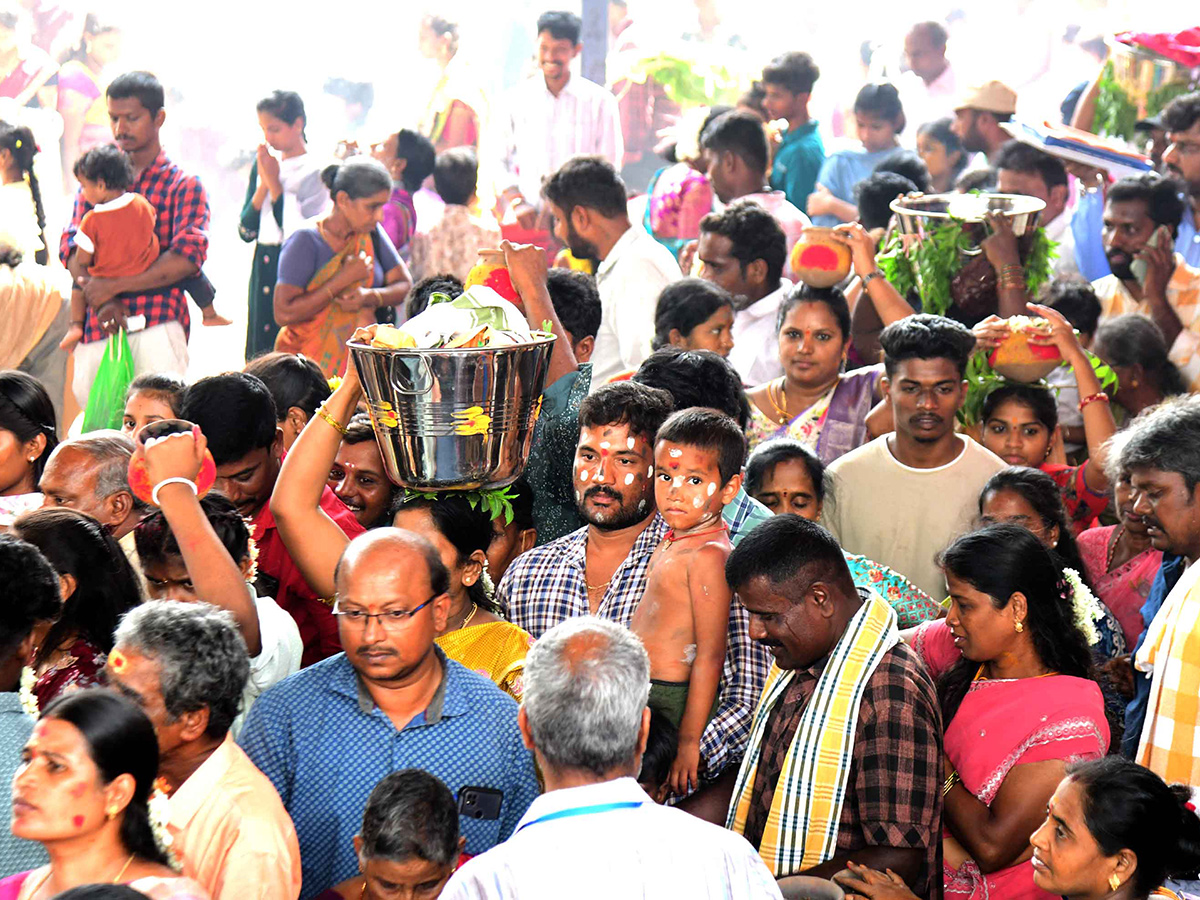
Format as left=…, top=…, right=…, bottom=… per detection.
left=1092, top=172, right=1200, bottom=392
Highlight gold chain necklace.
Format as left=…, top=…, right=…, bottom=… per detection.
left=767, top=377, right=789, bottom=423
left=27, top=853, right=135, bottom=896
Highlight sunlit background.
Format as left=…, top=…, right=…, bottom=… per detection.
left=2, top=0, right=1192, bottom=378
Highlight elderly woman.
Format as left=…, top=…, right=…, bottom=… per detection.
left=273, top=157, right=412, bottom=379
left=316, top=770, right=463, bottom=899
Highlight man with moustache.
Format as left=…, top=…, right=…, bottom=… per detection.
left=59, top=71, right=210, bottom=405
left=542, top=157, right=680, bottom=385
left=1112, top=398, right=1200, bottom=781
left=240, top=529, right=539, bottom=898
left=1161, top=93, right=1200, bottom=267
left=822, top=315, right=1005, bottom=598
left=498, top=381, right=767, bottom=788
left=725, top=515, right=942, bottom=888
left=1091, top=172, right=1200, bottom=391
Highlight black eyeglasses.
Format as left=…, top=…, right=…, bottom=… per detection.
left=331, top=596, right=436, bottom=629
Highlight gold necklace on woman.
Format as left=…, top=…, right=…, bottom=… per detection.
left=27, top=853, right=135, bottom=896
left=767, top=377, right=789, bottom=423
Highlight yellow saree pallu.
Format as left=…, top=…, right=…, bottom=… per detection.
left=274, top=230, right=375, bottom=378
left=728, top=593, right=899, bottom=877
left=435, top=619, right=533, bottom=701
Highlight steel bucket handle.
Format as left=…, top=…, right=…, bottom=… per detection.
left=388, top=353, right=435, bottom=396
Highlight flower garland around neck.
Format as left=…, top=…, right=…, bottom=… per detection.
left=1061, top=567, right=1103, bottom=647
left=149, top=776, right=182, bottom=871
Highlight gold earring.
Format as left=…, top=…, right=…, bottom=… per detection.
left=1131, top=379, right=1139, bottom=388
left=1109, top=874, right=1121, bottom=892
left=105, top=806, right=118, bottom=821
left=1015, top=621, right=1024, bottom=633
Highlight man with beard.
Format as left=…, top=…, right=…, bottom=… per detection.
left=498, top=381, right=767, bottom=788
left=951, top=80, right=1017, bottom=166
left=241, top=529, right=538, bottom=896
left=1114, top=396, right=1200, bottom=784
left=822, top=315, right=1005, bottom=598
left=542, top=156, right=680, bottom=386
left=1162, top=93, right=1200, bottom=267
left=695, top=202, right=789, bottom=386
left=59, top=71, right=211, bottom=406
left=1091, top=172, right=1200, bottom=391
left=496, top=11, right=622, bottom=234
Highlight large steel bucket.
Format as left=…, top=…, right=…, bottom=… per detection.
left=347, top=334, right=556, bottom=491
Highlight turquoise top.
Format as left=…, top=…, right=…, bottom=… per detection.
left=769, top=120, right=826, bottom=216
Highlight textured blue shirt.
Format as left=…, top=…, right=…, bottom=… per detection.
left=810, top=144, right=896, bottom=227
left=238, top=648, right=539, bottom=899
left=0, top=693, right=47, bottom=877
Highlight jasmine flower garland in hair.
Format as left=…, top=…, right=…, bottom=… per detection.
left=18, top=666, right=37, bottom=718
left=149, top=778, right=182, bottom=871
left=1062, top=567, right=1102, bottom=647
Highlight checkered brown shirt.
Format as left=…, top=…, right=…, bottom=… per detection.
left=744, top=638, right=943, bottom=897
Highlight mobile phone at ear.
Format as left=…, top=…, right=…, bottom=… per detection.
left=1132, top=226, right=1171, bottom=285
left=458, top=786, right=503, bottom=821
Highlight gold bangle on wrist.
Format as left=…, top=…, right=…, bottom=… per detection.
left=943, top=770, right=961, bottom=797
left=316, top=406, right=349, bottom=436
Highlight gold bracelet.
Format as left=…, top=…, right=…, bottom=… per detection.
left=943, top=769, right=961, bottom=797
left=315, top=406, right=348, bottom=436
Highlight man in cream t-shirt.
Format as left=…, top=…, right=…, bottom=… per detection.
left=822, top=316, right=1005, bottom=598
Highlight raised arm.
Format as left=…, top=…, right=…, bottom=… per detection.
left=268, top=362, right=363, bottom=598
left=501, top=240, right=578, bottom=385
left=1028, top=302, right=1117, bottom=493
left=137, top=428, right=262, bottom=655
left=833, top=222, right=915, bottom=326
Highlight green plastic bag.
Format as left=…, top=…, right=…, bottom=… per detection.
left=81, top=329, right=136, bottom=433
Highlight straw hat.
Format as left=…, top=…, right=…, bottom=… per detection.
left=955, top=80, right=1018, bottom=115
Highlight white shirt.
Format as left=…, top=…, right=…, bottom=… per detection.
left=1044, top=208, right=1081, bottom=281
left=729, top=278, right=790, bottom=386
left=441, top=777, right=783, bottom=900
left=591, top=224, right=682, bottom=386
left=231, top=590, right=303, bottom=740
left=498, top=74, right=624, bottom=206
left=899, top=63, right=959, bottom=145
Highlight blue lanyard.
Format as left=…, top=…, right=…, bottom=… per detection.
left=515, top=801, right=645, bottom=834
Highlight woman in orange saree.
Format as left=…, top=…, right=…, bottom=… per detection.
left=273, top=157, right=411, bottom=378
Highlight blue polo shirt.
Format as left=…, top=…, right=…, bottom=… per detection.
left=239, top=647, right=539, bottom=899
left=769, top=120, right=826, bottom=216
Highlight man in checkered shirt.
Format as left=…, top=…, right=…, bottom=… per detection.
left=60, top=70, right=210, bottom=407
left=496, top=379, right=772, bottom=807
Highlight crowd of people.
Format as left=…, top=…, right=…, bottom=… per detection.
left=3, top=3, right=1200, bottom=900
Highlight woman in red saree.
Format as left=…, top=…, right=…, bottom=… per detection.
left=274, top=157, right=412, bottom=379
left=910, top=525, right=1109, bottom=900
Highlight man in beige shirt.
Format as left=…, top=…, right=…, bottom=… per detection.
left=823, top=315, right=1005, bottom=598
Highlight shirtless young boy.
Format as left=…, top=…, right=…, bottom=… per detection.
left=630, top=408, right=744, bottom=795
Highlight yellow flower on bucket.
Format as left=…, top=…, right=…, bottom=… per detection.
left=453, top=406, right=492, bottom=436
left=377, top=409, right=400, bottom=428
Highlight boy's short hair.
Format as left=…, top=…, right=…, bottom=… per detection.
left=179, top=373, right=277, bottom=465
left=406, top=274, right=464, bottom=319
left=636, top=708, right=679, bottom=790
left=879, top=314, right=976, bottom=378
left=433, top=147, right=478, bottom=206
left=761, top=52, right=820, bottom=95
left=654, top=408, right=745, bottom=485
left=73, top=144, right=134, bottom=191
left=1047, top=279, right=1101, bottom=338
left=546, top=269, right=601, bottom=343
left=536, top=10, right=581, bottom=43
left=855, top=172, right=918, bottom=231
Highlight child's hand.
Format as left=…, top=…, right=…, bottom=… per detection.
left=139, top=425, right=207, bottom=488
left=58, top=323, right=83, bottom=352
left=669, top=740, right=702, bottom=796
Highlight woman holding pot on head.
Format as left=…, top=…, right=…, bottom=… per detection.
left=272, top=157, right=412, bottom=379
left=240, top=90, right=331, bottom=360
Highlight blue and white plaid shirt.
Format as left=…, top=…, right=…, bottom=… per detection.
left=497, top=491, right=772, bottom=780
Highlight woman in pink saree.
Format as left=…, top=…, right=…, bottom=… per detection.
left=910, top=525, right=1110, bottom=900
left=0, top=690, right=209, bottom=900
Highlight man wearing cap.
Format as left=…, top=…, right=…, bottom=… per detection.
left=952, top=81, right=1017, bottom=166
